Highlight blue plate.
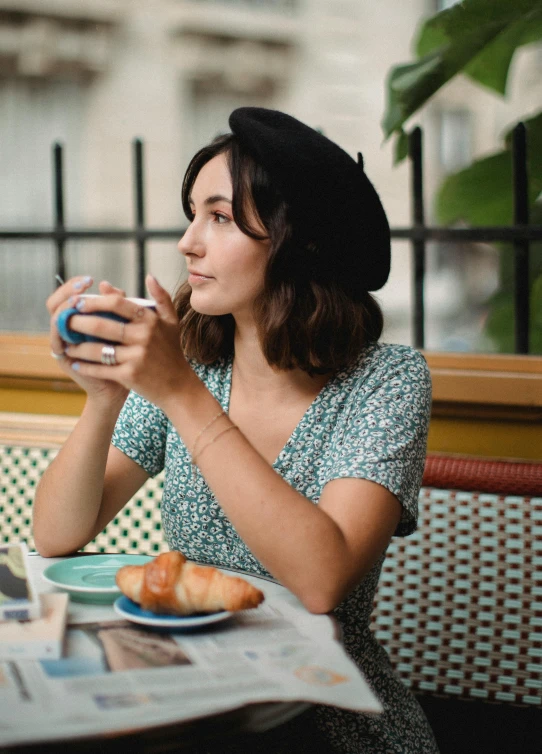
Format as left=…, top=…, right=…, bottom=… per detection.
left=114, top=596, right=233, bottom=629
left=42, top=554, right=153, bottom=603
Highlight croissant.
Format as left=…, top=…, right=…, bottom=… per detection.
left=115, top=551, right=264, bottom=615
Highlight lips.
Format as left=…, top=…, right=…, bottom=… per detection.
left=188, top=270, right=212, bottom=279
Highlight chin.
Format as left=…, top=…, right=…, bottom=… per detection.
left=189, top=293, right=230, bottom=317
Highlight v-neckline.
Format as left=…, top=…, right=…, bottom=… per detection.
left=222, top=355, right=336, bottom=468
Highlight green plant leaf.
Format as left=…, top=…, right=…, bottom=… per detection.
left=383, top=0, right=542, bottom=144
left=484, top=293, right=515, bottom=353
left=393, top=129, right=409, bottom=166
left=435, top=109, right=542, bottom=226
left=531, top=274, right=542, bottom=336
left=485, top=272, right=542, bottom=354
left=436, top=152, right=513, bottom=226
left=504, top=111, right=542, bottom=203
left=418, top=0, right=542, bottom=95
left=433, top=111, right=542, bottom=355
left=464, top=15, right=542, bottom=94
left=382, top=55, right=442, bottom=136
left=495, top=202, right=542, bottom=296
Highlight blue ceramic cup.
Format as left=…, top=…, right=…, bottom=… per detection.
left=57, top=295, right=156, bottom=345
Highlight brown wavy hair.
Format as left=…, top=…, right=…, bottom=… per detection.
left=174, top=133, right=383, bottom=374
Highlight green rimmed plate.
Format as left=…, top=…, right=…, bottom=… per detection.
left=42, top=554, right=152, bottom=603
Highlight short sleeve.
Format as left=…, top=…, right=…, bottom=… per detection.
left=325, top=347, right=432, bottom=536
left=111, top=391, right=168, bottom=477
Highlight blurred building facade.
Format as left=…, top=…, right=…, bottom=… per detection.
left=0, top=0, right=541, bottom=349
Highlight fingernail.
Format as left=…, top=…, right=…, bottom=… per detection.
left=72, top=362, right=80, bottom=371
left=73, top=281, right=83, bottom=291
left=83, top=276, right=92, bottom=284
left=75, top=299, right=86, bottom=311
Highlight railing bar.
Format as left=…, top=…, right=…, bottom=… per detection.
left=53, top=143, right=66, bottom=284
left=512, top=123, right=530, bottom=355
left=0, top=230, right=186, bottom=240
left=133, top=138, right=146, bottom=298
left=409, top=127, right=425, bottom=350
left=2, top=227, right=542, bottom=242
left=391, top=226, right=542, bottom=242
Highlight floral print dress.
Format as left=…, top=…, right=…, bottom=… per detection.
left=112, top=343, right=439, bottom=753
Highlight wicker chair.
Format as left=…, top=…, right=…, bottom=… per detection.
left=370, top=454, right=542, bottom=754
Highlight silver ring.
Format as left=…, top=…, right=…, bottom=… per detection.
left=50, top=350, right=65, bottom=361
left=101, top=345, right=117, bottom=366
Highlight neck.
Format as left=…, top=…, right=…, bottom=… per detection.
left=232, top=317, right=272, bottom=380
left=232, top=317, right=331, bottom=401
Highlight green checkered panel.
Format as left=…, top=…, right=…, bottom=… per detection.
left=0, top=444, right=166, bottom=555
left=371, top=487, right=542, bottom=707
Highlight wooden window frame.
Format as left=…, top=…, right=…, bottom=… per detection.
left=1, top=333, right=541, bottom=459
left=1, top=333, right=541, bottom=420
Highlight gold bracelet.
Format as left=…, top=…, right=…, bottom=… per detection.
left=191, top=423, right=239, bottom=474
left=190, top=409, right=226, bottom=460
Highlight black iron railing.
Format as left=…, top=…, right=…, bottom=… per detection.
left=401, top=123, right=539, bottom=354
left=1, top=126, right=541, bottom=353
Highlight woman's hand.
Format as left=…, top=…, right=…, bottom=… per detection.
left=47, top=276, right=130, bottom=407
left=62, top=274, right=195, bottom=409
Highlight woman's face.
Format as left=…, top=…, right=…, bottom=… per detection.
left=178, top=153, right=270, bottom=321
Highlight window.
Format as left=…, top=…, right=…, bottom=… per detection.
left=436, top=0, right=461, bottom=10
left=423, top=108, right=500, bottom=352
left=188, top=0, right=296, bottom=9
left=0, top=79, right=86, bottom=332
left=438, top=109, right=472, bottom=173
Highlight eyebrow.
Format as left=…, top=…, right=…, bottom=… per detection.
left=188, top=194, right=232, bottom=206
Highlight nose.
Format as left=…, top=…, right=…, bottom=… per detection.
left=177, top=220, right=204, bottom=258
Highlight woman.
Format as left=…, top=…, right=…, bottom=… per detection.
left=34, top=108, right=437, bottom=753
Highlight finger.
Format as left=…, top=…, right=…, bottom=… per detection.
left=98, top=280, right=126, bottom=297
left=46, top=275, right=93, bottom=314
left=146, top=274, right=178, bottom=325
left=50, top=292, right=83, bottom=353
left=71, top=292, right=157, bottom=331
left=50, top=338, right=66, bottom=360
left=65, top=343, right=129, bottom=365
left=65, top=312, right=129, bottom=344
left=70, top=359, right=123, bottom=380
left=50, top=312, right=66, bottom=355
left=72, top=292, right=142, bottom=320
left=50, top=347, right=67, bottom=363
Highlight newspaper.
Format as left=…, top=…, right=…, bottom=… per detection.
left=0, top=555, right=382, bottom=747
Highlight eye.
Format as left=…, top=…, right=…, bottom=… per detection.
left=212, top=211, right=229, bottom=224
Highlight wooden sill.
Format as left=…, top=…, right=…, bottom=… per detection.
left=1, top=334, right=542, bottom=421
left=0, top=411, right=77, bottom=447
left=0, top=334, right=75, bottom=383
left=424, top=351, right=542, bottom=421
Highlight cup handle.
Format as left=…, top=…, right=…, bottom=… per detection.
left=56, top=308, right=86, bottom=345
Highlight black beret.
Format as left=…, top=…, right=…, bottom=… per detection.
left=228, top=107, right=390, bottom=292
